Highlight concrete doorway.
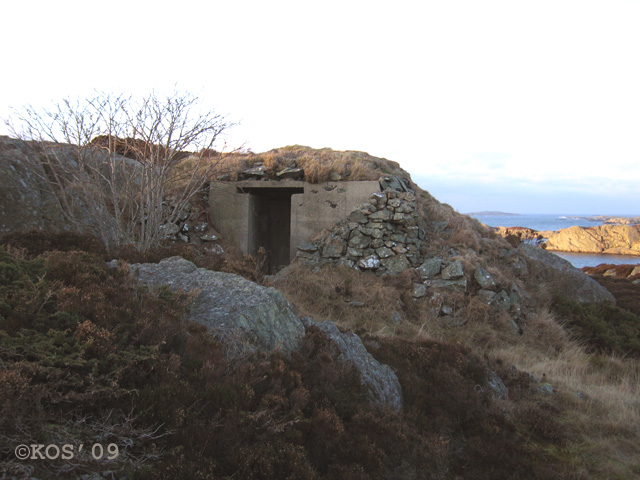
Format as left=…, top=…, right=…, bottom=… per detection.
left=239, top=186, right=304, bottom=273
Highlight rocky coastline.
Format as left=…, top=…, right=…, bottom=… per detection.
left=494, top=223, right=640, bottom=256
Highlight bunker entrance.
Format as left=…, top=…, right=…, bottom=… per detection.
left=238, top=186, right=304, bottom=274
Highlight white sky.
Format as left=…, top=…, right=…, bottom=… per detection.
left=2, top=0, right=639, bottom=214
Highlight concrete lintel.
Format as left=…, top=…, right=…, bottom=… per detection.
left=236, top=180, right=305, bottom=190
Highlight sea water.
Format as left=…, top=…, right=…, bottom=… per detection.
left=468, top=213, right=640, bottom=268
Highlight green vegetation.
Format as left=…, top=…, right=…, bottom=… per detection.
left=0, top=232, right=587, bottom=479
left=551, top=296, right=640, bottom=357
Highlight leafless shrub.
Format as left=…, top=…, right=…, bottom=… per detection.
left=6, top=90, right=234, bottom=251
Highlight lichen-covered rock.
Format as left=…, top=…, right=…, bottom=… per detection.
left=300, top=316, right=403, bottom=411
left=441, top=260, right=464, bottom=280
left=131, top=256, right=305, bottom=354
left=417, top=257, right=442, bottom=279
left=474, top=266, right=497, bottom=290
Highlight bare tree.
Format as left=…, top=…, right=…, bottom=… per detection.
left=6, top=90, right=233, bottom=250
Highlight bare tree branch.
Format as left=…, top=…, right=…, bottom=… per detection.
left=5, top=90, right=234, bottom=251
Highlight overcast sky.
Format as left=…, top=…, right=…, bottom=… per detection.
left=2, top=0, right=639, bottom=215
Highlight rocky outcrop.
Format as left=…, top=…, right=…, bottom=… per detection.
left=130, top=256, right=402, bottom=409
left=131, top=256, right=306, bottom=354
left=0, top=136, right=68, bottom=233
left=520, top=245, right=615, bottom=303
left=301, top=316, right=403, bottom=411
left=545, top=225, right=640, bottom=255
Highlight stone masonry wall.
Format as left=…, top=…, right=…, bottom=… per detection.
left=296, top=189, right=427, bottom=275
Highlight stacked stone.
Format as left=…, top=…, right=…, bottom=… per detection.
left=297, top=189, right=427, bottom=275
left=158, top=200, right=219, bottom=244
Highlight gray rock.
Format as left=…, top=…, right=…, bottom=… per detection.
left=358, top=255, right=381, bottom=270
left=301, top=316, right=402, bottom=411
left=349, top=301, right=365, bottom=307
left=477, top=289, right=496, bottom=304
left=412, top=283, right=427, bottom=298
left=379, top=176, right=411, bottom=193
left=441, top=260, right=464, bottom=280
left=391, top=311, right=404, bottom=324
left=630, top=266, right=640, bottom=277
left=425, top=278, right=468, bottom=292
left=322, top=236, right=346, bottom=258
left=348, top=210, right=368, bottom=224
left=369, top=209, right=393, bottom=221
left=159, top=223, right=180, bottom=236
left=131, top=257, right=305, bottom=355
left=380, top=254, right=411, bottom=274
left=200, top=233, right=219, bottom=242
left=474, top=266, right=497, bottom=290
left=417, top=257, right=442, bottom=279
left=491, top=290, right=512, bottom=311
left=375, top=247, right=395, bottom=258
left=297, top=242, right=318, bottom=253
left=487, top=371, right=508, bottom=400
left=276, top=167, right=304, bottom=179
left=520, top=244, right=615, bottom=303
left=243, top=165, right=267, bottom=177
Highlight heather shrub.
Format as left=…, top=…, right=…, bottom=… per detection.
left=551, top=296, right=640, bottom=357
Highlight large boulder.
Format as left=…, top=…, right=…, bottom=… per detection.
left=131, top=256, right=306, bottom=354
left=301, top=316, right=403, bottom=411
left=131, top=256, right=404, bottom=411
left=519, top=245, right=615, bottom=303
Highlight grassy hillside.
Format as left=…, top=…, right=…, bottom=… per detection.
left=2, top=144, right=640, bottom=479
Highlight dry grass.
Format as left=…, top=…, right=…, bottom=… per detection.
left=210, top=145, right=406, bottom=183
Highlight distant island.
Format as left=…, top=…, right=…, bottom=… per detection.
left=466, top=211, right=521, bottom=216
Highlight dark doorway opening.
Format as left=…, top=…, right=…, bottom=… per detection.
left=238, top=186, right=304, bottom=273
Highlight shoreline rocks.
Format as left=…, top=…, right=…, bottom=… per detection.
left=495, top=224, right=640, bottom=256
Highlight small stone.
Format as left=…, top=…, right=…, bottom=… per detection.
left=358, top=255, right=380, bottom=270
left=322, top=236, right=346, bottom=258
left=629, top=266, right=640, bottom=277
left=376, top=247, right=395, bottom=258
left=177, top=233, right=189, bottom=243
left=417, top=257, right=442, bottom=279
left=200, top=233, right=219, bottom=242
left=347, top=247, right=364, bottom=257
left=276, top=167, right=304, bottom=179
left=424, top=278, right=468, bottom=292
left=392, top=311, right=403, bottom=324
left=159, top=223, right=180, bottom=236
left=412, top=283, right=427, bottom=298
left=603, top=269, right=617, bottom=277
left=369, top=209, right=393, bottom=221
left=474, top=266, right=497, bottom=290
left=380, top=254, right=411, bottom=274
left=297, top=242, right=318, bottom=253
left=393, top=244, right=407, bottom=254
left=349, top=301, right=365, bottom=307
left=441, top=260, right=464, bottom=280
left=478, top=289, right=496, bottom=304
left=491, top=290, right=512, bottom=311
left=348, top=210, right=368, bottom=224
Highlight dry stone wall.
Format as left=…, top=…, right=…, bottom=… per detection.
left=296, top=189, right=427, bottom=275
